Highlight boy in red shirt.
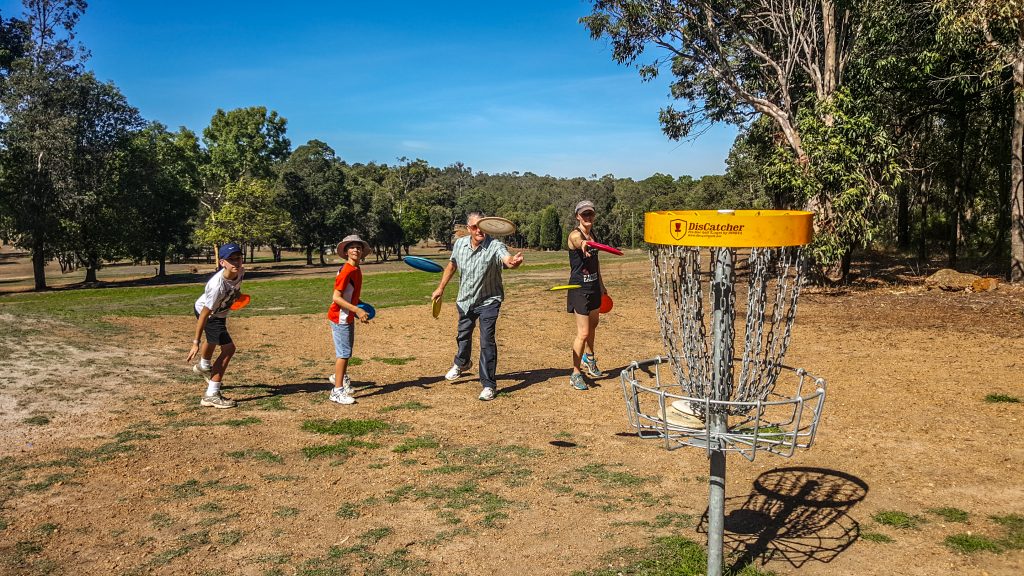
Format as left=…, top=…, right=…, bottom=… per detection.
left=327, top=234, right=371, bottom=404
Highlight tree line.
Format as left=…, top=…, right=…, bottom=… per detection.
left=583, top=0, right=1023, bottom=282
left=2, top=1, right=1020, bottom=291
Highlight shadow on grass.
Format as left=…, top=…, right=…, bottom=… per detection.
left=229, top=380, right=333, bottom=403
left=696, top=467, right=868, bottom=569
left=355, top=374, right=448, bottom=399
left=353, top=366, right=567, bottom=399
left=498, top=367, right=576, bottom=394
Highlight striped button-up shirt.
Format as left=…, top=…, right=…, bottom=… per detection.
left=450, top=235, right=510, bottom=313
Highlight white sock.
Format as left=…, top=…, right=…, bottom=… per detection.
left=199, top=358, right=211, bottom=370
left=205, top=381, right=221, bottom=397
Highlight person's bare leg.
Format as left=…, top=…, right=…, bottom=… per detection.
left=573, top=312, right=591, bottom=374
left=210, top=343, right=236, bottom=383
left=585, top=310, right=600, bottom=356
left=334, top=358, right=349, bottom=390
left=200, top=342, right=216, bottom=364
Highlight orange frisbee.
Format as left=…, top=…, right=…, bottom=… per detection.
left=230, top=294, right=251, bottom=311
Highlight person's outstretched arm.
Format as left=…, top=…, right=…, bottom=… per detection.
left=431, top=261, right=458, bottom=302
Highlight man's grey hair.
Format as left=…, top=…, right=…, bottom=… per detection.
left=466, top=211, right=485, bottom=225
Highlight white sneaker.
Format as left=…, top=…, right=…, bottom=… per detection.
left=200, top=394, right=236, bottom=409
left=446, top=363, right=469, bottom=381
left=328, top=373, right=353, bottom=394
left=194, top=364, right=212, bottom=378
left=478, top=387, right=495, bottom=401
left=329, top=387, right=355, bottom=405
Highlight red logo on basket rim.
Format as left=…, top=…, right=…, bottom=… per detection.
left=670, top=219, right=687, bottom=240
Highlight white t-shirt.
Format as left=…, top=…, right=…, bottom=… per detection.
left=194, top=270, right=244, bottom=318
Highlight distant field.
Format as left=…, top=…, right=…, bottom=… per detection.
left=0, top=248, right=649, bottom=323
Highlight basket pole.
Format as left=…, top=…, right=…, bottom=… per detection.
left=707, top=248, right=735, bottom=576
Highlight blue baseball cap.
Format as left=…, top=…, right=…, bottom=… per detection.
left=218, top=243, right=243, bottom=260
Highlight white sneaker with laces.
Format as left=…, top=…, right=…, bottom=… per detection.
left=445, top=363, right=469, bottom=381
left=329, top=387, right=355, bottom=405
left=478, top=387, right=495, bottom=401
left=200, top=394, right=236, bottom=409
left=328, top=373, right=353, bottom=395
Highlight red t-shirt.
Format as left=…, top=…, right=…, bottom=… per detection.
left=327, top=263, right=362, bottom=324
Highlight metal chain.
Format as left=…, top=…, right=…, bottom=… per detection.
left=651, top=244, right=806, bottom=415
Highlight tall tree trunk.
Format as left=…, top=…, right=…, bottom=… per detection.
left=32, top=240, right=47, bottom=291
left=85, top=266, right=98, bottom=283
left=949, top=111, right=968, bottom=269
left=897, top=181, right=911, bottom=250
left=840, top=245, right=853, bottom=283
left=918, top=197, right=929, bottom=264
left=1011, top=56, right=1024, bottom=282
left=305, top=245, right=313, bottom=266
left=158, top=246, right=167, bottom=277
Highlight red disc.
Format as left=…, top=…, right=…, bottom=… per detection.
left=599, top=293, right=613, bottom=314
left=230, top=294, right=251, bottom=311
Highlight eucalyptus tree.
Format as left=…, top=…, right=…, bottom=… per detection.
left=0, top=0, right=87, bottom=290
left=61, top=72, right=144, bottom=282
left=278, top=139, right=348, bottom=265
left=539, top=205, right=562, bottom=250
left=938, top=0, right=1024, bottom=281
left=121, top=123, right=203, bottom=277
left=197, top=177, right=291, bottom=257
left=582, top=0, right=899, bottom=280
left=199, top=106, right=290, bottom=258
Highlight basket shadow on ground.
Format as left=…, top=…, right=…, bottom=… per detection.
left=696, top=466, right=869, bottom=570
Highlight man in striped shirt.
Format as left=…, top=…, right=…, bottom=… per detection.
left=431, top=212, right=524, bottom=400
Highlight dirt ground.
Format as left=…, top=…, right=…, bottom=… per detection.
left=1, top=252, right=1023, bottom=576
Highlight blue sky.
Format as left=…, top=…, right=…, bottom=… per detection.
left=2, top=1, right=737, bottom=180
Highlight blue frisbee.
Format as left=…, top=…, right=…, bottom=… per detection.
left=357, top=302, right=376, bottom=320
left=403, top=255, right=444, bottom=273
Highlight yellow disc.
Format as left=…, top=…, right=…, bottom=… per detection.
left=644, top=210, right=813, bottom=247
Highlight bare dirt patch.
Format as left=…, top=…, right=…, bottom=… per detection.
left=0, top=314, right=175, bottom=458
left=1, top=260, right=1022, bottom=575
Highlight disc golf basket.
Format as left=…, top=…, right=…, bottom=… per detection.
left=620, top=210, right=826, bottom=576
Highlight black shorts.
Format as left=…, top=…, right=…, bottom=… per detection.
left=566, top=288, right=601, bottom=315
left=194, top=308, right=233, bottom=346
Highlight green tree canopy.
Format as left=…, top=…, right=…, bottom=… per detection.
left=121, top=122, right=203, bottom=277
left=0, top=0, right=89, bottom=289
left=278, top=139, right=348, bottom=265
left=539, top=205, right=561, bottom=250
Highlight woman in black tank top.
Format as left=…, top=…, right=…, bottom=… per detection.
left=566, top=200, right=608, bottom=390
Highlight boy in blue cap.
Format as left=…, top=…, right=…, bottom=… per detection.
left=186, top=243, right=245, bottom=408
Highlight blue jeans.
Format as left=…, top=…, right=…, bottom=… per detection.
left=454, top=301, right=500, bottom=390
left=331, top=321, right=354, bottom=359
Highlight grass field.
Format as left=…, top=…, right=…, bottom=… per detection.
left=0, top=249, right=648, bottom=322
left=1, top=247, right=1021, bottom=576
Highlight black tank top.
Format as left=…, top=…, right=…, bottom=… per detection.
left=568, top=226, right=600, bottom=291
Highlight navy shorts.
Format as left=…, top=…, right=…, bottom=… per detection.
left=566, top=288, right=601, bottom=315
left=194, top=308, right=233, bottom=346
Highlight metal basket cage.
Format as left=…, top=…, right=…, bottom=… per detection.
left=620, top=356, right=826, bottom=461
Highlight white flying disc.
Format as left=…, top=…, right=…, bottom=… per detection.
left=476, top=217, right=516, bottom=237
